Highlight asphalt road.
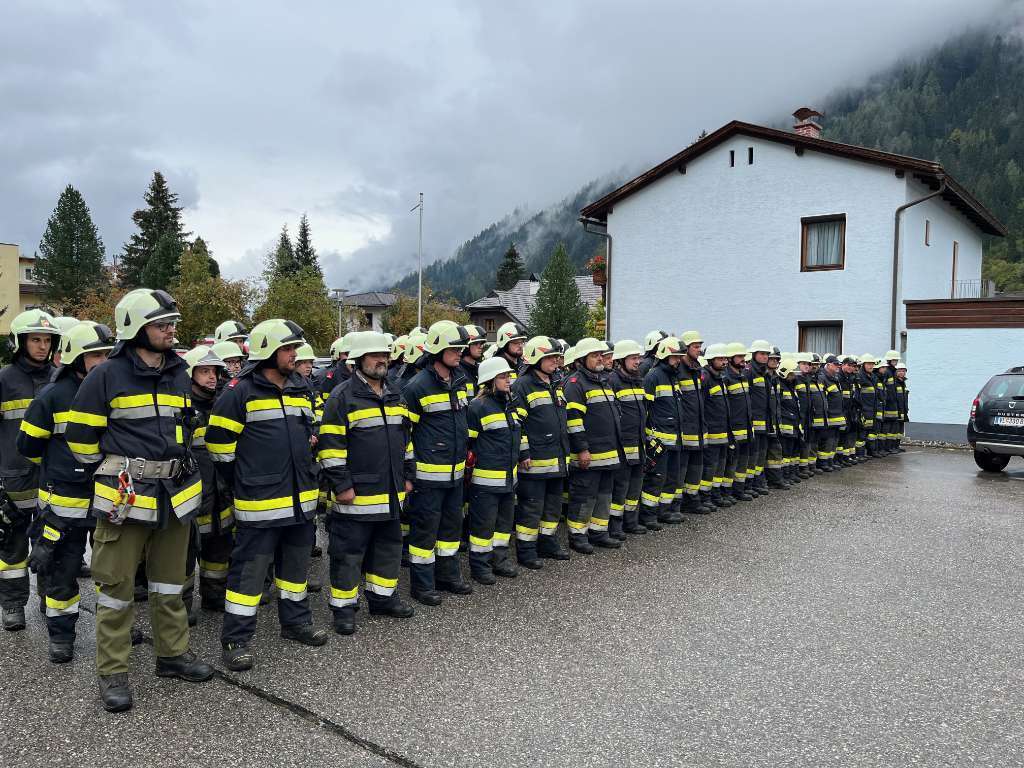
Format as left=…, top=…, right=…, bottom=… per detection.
left=2, top=447, right=1022, bottom=767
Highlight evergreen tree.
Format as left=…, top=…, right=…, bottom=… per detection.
left=294, top=213, right=322, bottom=277
left=255, top=267, right=335, bottom=350
left=35, top=185, right=107, bottom=309
left=495, top=242, right=524, bottom=290
left=265, top=224, right=297, bottom=281
left=120, top=171, right=190, bottom=289
left=140, top=233, right=183, bottom=291
left=529, top=243, right=588, bottom=341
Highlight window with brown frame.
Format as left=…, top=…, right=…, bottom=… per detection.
left=484, top=318, right=495, bottom=333
left=801, top=214, right=846, bottom=271
left=798, top=321, right=843, bottom=354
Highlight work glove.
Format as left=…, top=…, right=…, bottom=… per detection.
left=28, top=513, right=68, bottom=574
left=0, top=493, right=25, bottom=547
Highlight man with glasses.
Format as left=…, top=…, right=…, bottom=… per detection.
left=66, top=289, right=214, bottom=713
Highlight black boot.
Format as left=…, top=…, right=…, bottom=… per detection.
left=436, top=557, right=474, bottom=594
left=608, top=516, right=627, bottom=541
left=222, top=642, right=255, bottom=671
left=641, top=517, right=664, bottom=531
left=569, top=534, right=594, bottom=554
left=492, top=547, right=518, bottom=577
left=155, top=650, right=215, bottom=682
left=333, top=607, right=356, bottom=635
left=589, top=531, right=622, bottom=549
left=538, top=536, right=570, bottom=560
left=281, top=624, right=330, bottom=647
left=469, top=551, right=496, bottom=585
left=368, top=598, right=415, bottom=618
left=98, top=673, right=133, bottom=713
left=2, top=607, right=25, bottom=631
left=49, top=640, right=74, bottom=664
left=412, top=589, right=443, bottom=606
left=515, top=540, right=543, bottom=569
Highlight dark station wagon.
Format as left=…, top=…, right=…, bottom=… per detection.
left=968, top=365, right=1024, bottom=472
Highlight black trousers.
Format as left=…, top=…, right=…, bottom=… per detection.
left=701, top=443, right=728, bottom=500
left=679, top=448, right=703, bottom=508
left=815, top=428, right=837, bottom=467
left=730, top=439, right=751, bottom=493
left=41, top=526, right=89, bottom=643
left=328, top=516, right=403, bottom=617
left=408, top=485, right=464, bottom=593
left=467, top=488, right=515, bottom=575
left=516, top=476, right=565, bottom=560
left=640, top=449, right=680, bottom=523
left=750, top=432, right=768, bottom=487
left=0, top=516, right=30, bottom=610
left=568, top=467, right=615, bottom=539
left=612, top=462, right=644, bottom=529
left=801, top=431, right=817, bottom=472
left=766, top=436, right=786, bottom=484
left=222, top=522, right=315, bottom=646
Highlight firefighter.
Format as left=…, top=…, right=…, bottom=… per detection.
left=389, top=335, right=409, bottom=379
left=677, top=331, right=709, bottom=513
left=802, top=353, right=828, bottom=474
left=206, top=319, right=329, bottom=673
left=318, top=331, right=415, bottom=634
left=315, top=334, right=352, bottom=399
left=511, top=336, right=572, bottom=565
left=817, top=355, right=846, bottom=471
left=792, top=352, right=816, bottom=478
left=388, top=328, right=427, bottom=397
left=401, top=321, right=473, bottom=604
left=0, top=309, right=60, bottom=631
left=16, top=321, right=114, bottom=660
left=639, top=330, right=669, bottom=378
left=764, top=346, right=789, bottom=489
left=880, top=350, right=902, bottom=454
left=563, top=337, right=623, bottom=553
left=493, top=322, right=527, bottom=378
left=837, top=356, right=860, bottom=465
left=640, top=336, right=685, bottom=526
left=744, top=340, right=773, bottom=494
left=179, top=346, right=234, bottom=617
left=211, top=340, right=245, bottom=382
left=214, top=320, right=248, bottom=345
left=460, top=324, right=487, bottom=397
left=775, top=358, right=802, bottom=484
left=723, top=342, right=755, bottom=501
left=65, top=288, right=212, bottom=712
left=894, top=361, right=909, bottom=451
left=609, top=340, right=648, bottom=534
left=700, top=344, right=734, bottom=508
left=855, top=354, right=879, bottom=459
left=49, top=316, right=81, bottom=367
left=874, top=359, right=892, bottom=456
left=466, top=356, right=524, bottom=583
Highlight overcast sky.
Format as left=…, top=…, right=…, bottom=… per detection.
left=0, top=0, right=1014, bottom=291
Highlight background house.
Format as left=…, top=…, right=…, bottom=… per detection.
left=466, top=273, right=602, bottom=340
left=579, top=112, right=1007, bottom=437
left=343, top=291, right=396, bottom=332
left=0, top=244, right=46, bottom=336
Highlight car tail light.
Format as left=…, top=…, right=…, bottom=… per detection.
left=970, top=397, right=979, bottom=421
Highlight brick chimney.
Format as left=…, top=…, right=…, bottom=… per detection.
left=793, top=107, right=823, bottom=139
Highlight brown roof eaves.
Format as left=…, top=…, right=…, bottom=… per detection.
left=579, top=120, right=1007, bottom=237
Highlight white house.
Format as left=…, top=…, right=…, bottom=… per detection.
left=579, top=112, right=1009, bottom=439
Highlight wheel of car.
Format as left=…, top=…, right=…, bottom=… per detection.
left=974, top=451, right=1010, bottom=473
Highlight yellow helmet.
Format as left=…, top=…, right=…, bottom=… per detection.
left=495, top=321, right=527, bottom=349
left=295, top=342, right=316, bottom=362
left=184, top=345, right=226, bottom=377
left=574, top=337, right=608, bottom=361
left=655, top=336, right=683, bottom=360
left=859, top=353, right=878, bottom=365
left=330, top=334, right=352, bottom=362
left=522, top=335, right=560, bottom=366
left=680, top=330, right=703, bottom=347
left=725, top=342, right=748, bottom=359
left=52, top=316, right=80, bottom=337
left=9, top=309, right=59, bottom=353
left=481, top=342, right=497, bottom=360
left=884, top=349, right=900, bottom=361
left=348, top=332, right=391, bottom=360
left=478, top=356, right=513, bottom=385
left=612, top=339, right=643, bottom=360
left=115, top=288, right=181, bottom=341
left=404, top=329, right=428, bottom=364
left=390, top=334, right=410, bottom=362
left=748, top=339, right=772, bottom=354
left=425, top=321, right=471, bottom=355
left=246, top=319, right=305, bottom=362
left=644, top=330, right=669, bottom=353
left=211, top=340, right=244, bottom=362
left=463, top=324, right=486, bottom=344
left=214, top=320, right=248, bottom=343
left=59, top=321, right=115, bottom=366
left=704, top=343, right=729, bottom=361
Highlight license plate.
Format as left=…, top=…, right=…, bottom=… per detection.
left=993, top=416, right=1024, bottom=427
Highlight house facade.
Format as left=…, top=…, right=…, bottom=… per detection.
left=0, top=244, right=46, bottom=336
left=580, top=118, right=1003, bottom=358
left=343, top=291, right=396, bottom=332
left=466, top=274, right=603, bottom=340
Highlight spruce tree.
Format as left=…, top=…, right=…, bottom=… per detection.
left=529, top=243, right=588, bottom=341
left=495, top=242, right=524, bottom=290
left=266, top=224, right=297, bottom=281
left=120, top=171, right=190, bottom=289
left=294, top=214, right=322, bottom=277
left=140, top=233, right=183, bottom=291
left=35, top=185, right=107, bottom=308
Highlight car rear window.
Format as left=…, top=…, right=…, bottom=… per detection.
left=982, top=374, right=1024, bottom=399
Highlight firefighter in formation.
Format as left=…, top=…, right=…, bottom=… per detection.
left=2, top=304, right=912, bottom=712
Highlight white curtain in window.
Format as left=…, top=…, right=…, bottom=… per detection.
left=806, top=220, right=843, bottom=266
left=802, top=325, right=842, bottom=354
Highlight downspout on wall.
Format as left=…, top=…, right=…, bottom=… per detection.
left=580, top=217, right=612, bottom=341
left=891, top=176, right=946, bottom=349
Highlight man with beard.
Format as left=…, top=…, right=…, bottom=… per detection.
left=318, top=332, right=415, bottom=634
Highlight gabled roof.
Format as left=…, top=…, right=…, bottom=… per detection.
left=466, top=276, right=602, bottom=326
left=580, top=120, right=1006, bottom=236
left=344, top=291, right=396, bottom=308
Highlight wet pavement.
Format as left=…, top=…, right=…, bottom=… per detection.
left=2, top=448, right=1022, bottom=767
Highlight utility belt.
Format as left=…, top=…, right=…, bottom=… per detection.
left=95, top=454, right=182, bottom=481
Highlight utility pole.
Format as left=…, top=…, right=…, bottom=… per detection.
left=411, top=193, right=423, bottom=328
left=330, top=288, right=347, bottom=339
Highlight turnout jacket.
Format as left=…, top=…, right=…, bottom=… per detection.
left=402, top=364, right=469, bottom=487
left=744, top=360, right=770, bottom=434
left=700, top=364, right=730, bottom=445
left=776, top=376, right=801, bottom=437
left=609, top=367, right=646, bottom=464
left=766, top=369, right=783, bottom=436
left=563, top=366, right=622, bottom=470
left=1, top=356, right=54, bottom=510
left=16, top=367, right=94, bottom=526
left=318, top=372, right=413, bottom=521
left=722, top=364, right=752, bottom=443
left=190, top=389, right=234, bottom=536
left=205, top=367, right=318, bottom=527
left=467, top=389, right=525, bottom=492
left=800, top=370, right=827, bottom=430
left=459, top=358, right=480, bottom=398
left=676, top=359, right=706, bottom=449
left=315, top=360, right=351, bottom=399
left=643, top=360, right=684, bottom=450
left=855, top=370, right=878, bottom=427
left=65, top=346, right=202, bottom=528
left=895, top=377, right=909, bottom=421
left=880, top=370, right=900, bottom=420
left=819, top=369, right=846, bottom=428
left=511, top=368, right=570, bottom=479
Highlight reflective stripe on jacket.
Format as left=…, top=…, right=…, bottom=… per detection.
left=676, top=359, right=706, bottom=448
left=467, top=390, right=524, bottom=492
left=609, top=367, right=645, bottom=464
left=402, top=365, right=469, bottom=487
left=510, top=368, right=570, bottom=478
left=643, top=360, right=683, bottom=450
left=700, top=365, right=730, bottom=445
left=722, top=364, right=752, bottom=443
left=562, top=366, right=622, bottom=470
left=744, top=361, right=769, bottom=434
left=1, top=357, right=53, bottom=510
